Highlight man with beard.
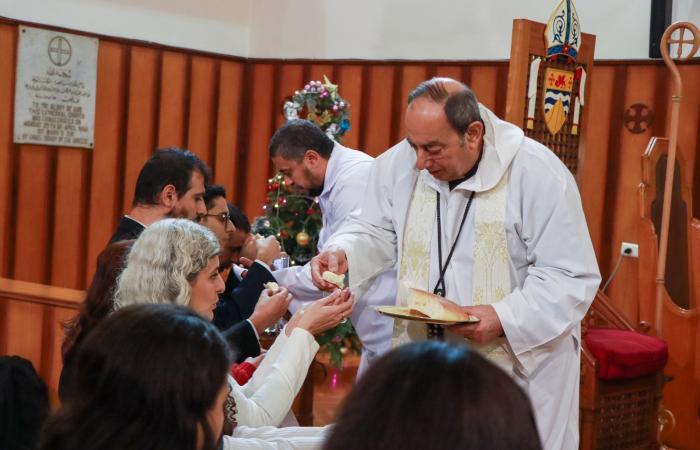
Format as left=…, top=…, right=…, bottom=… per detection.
left=108, top=147, right=209, bottom=244
left=269, top=119, right=394, bottom=377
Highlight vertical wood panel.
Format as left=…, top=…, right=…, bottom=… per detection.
left=46, top=307, right=75, bottom=402
left=605, top=67, right=658, bottom=321
left=214, top=61, right=244, bottom=198
left=579, top=66, right=615, bottom=260
left=363, top=65, right=394, bottom=156
left=51, top=148, right=88, bottom=288
left=4, top=300, right=44, bottom=368
left=0, top=24, right=16, bottom=278
left=470, top=65, right=499, bottom=111
left=84, top=41, right=127, bottom=281
left=122, top=46, right=159, bottom=213
left=336, top=65, right=363, bottom=150
left=187, top=56, right=218, bottom=166
left=157, top=51, right=188, bottom=148
left=308, top=65, right=335, bottom=84
left=435, top=65, right=462, bottom=80
left=13, top=146, right=52, bottom=283
left=243, top=63, right=275, bottom=218
left=398, top=65, right=429, bottom=140
left=677, top=65, right=700, bottom=187
left=275, top=64, right=305, bottom=130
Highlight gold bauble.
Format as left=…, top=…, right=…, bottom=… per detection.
left=295, top=231, right=310, bottom=246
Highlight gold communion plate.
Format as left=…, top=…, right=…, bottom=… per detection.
left=374, top=306, right=479, bottom=325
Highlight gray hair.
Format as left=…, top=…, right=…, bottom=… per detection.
left=114, top=218, right=220, bottom=309
left=407, top=77, right=482, bottom=136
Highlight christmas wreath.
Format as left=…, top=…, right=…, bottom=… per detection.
left=283, top=75, right=350, bottom=141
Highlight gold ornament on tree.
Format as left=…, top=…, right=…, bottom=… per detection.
left=295, top=231, right=310, bottom=246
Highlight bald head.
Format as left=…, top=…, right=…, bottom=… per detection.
left=407, top=77, right=482, bottom=136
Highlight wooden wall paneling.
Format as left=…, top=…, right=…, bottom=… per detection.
left=4, top=300, right=44, bottom=369
left=213, top=61, right=244, bottom=198
left=597, top=66, right=628, bottom=294
left=579, top=66, right=615, bottom=261
left=0, top=24, right=16, bottom=278
left=46, top=306, right=75, bottom=403
left=157, top=51, right=189, bottom=149
left=50, top=147, right=88, bottom=289
left=187, top=56, right=218, bottom=167
left=275, top=64, right=305, bottom=130
left=605, top=66, right=655, bottom=322
left=677, top=65, right=700, bottom=194
left=121, top=46, right=159, bottom=213
left=388, top=65, right=403, bottom=146
left=361, top=65, right=394, bottom=157
left=469, top=65, right=499, bottom=113
left=397, top=65, right=430, bottom=143
left=335, top=65, right=363, bottom=150
left=13, top=145, right=53, bottom=284
left=84, top=41, right=128, bottom=281
left=242, top=63, right=275, bottom=218
left=308, top=64, right=336, bottom=85
left=435, top=65, right=462, bottom=80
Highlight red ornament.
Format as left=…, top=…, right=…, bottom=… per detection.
left=306, top=208, right=315, bottom=215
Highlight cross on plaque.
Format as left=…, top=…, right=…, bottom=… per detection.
left=48, top=36, right=72, bottom=67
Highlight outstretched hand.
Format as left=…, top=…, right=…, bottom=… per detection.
left=310, top=250, right=348, bottom=291
left=286, top=288, right=355, bottom=336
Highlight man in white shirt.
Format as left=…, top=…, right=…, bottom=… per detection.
left=270, top=119, right=395, bottom=376
left=310, top=78, right=601, bottom=450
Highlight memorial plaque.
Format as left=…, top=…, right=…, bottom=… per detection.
left=14, top=26, right=98, bottom=149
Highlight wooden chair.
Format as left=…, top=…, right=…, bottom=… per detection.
left=579, top=291, right=665, bottom=450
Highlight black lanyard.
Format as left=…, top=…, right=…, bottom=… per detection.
left=433, top=190, right=476, bottom=298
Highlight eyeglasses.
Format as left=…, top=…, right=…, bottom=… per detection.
left=203, top=212, right=231, bottom=224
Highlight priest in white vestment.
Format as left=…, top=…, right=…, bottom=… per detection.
left=310, top=78, right=601, bottom=450
left=268, top=119, right=395, bottom=377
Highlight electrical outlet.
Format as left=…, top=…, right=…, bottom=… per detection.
left=620, top=242, right=639, bottom=258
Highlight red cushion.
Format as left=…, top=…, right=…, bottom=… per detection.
left=584, top=328, right=668, bottom=380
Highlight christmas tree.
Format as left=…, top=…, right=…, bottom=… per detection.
left=251, top=174, right=322, bottom=266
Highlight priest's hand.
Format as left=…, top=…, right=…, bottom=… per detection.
left=449, top=305, right=504, bottom=344
left=310, top=250, right=348, bottom=291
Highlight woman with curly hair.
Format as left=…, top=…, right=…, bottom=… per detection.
left=114, top=218, right=353, bottom=439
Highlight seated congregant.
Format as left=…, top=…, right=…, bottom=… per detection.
left=58, top=240, right=133, bottom=401
left=201, top=185, right=284, bottom=334
left=114, top=218, right=354, bottom=434
left=40, top=304, right=237, bottom=450
left=322, top=341, right=543, bottom=450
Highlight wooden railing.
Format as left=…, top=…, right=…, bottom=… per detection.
left=0, top=277, right=83, bottom=405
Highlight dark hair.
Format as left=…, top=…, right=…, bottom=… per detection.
left=228, top=203, right=250, bottom=233
left=407, top=77, right=482, bottom=136
left=0, top=356, right=49, bottom=450
left=133, top=147, right=211, bottom=206
left=62, top=240, right=133, bottom=361
left=268, top=119, right=335, bottom=161
left=204, top=184, right=227, bottom=210
left=322, top=341, right=542, bottom=450
left=40, top=304, right=233, bottom=450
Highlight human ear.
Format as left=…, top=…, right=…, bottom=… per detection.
left=466, top=121, right=484, bottom=143
left=161, top=184, right=178, bottom=208
left=304, top=149, right=320, bottom=166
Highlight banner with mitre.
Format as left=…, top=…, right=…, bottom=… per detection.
left=505, top=0, right=596, bottom=176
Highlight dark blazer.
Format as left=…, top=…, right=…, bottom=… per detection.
left=223, top=320, right=262, bottom=363
left=213, top=262, right=275, bottom=330
left=108, top=216, right=145, bottom=244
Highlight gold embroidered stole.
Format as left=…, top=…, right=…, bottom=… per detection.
left=396, top=170, right=514, bottom=371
